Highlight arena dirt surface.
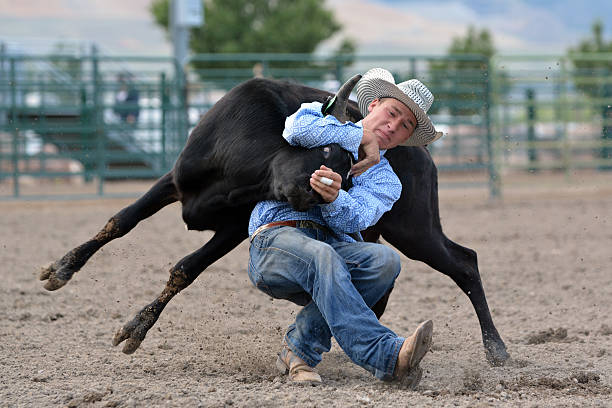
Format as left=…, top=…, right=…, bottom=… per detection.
left=1, top=178, right=611, bottom=407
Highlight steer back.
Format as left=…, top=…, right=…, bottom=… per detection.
left=174, top=78, right=362, bottom=229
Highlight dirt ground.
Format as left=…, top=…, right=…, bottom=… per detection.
left=1, top=177, right=611, bottom=407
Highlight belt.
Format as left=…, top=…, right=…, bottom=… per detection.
left=249, top=220, right=332, bottom=242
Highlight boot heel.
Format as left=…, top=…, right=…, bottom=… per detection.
left=276, top=355, right=289, bottom=374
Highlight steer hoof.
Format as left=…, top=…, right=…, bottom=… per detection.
left=39, top=264, right=70, bottom=291
left=43, top=276, right=69, bottom=291
left=39, top=263, right=75, bottom=291
left=39, top=263, right=56, bottom=281
left=112, top=327, right=143, bottom=354
left=485, top=341, right=510, bottom=367
left=112, top=303, right=161, bottom=354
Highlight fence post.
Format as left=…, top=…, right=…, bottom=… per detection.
left=175, top=57, right=188, bottom=163
left=160, top=72, right=168, bottom=171
left=37, top=73, right=46, bottom=175
left=91, top=46, right=104, bottom=195
left=79, top=84, right=90, bottom=182
left=485, top=57, right=500, bottom=199
left=10, top=57, right=19, bottom=197
left=526, top=88, right=538, bottom=172
left=335, top=58, right=344, bottom=83
left=409, top=57, right=416, bottom=79
left=0, top=42, right=5, bottom=112
left=559, top=58, right=571, bottom=179
left=602, top=79, right=612, bottom=170
left=451, top=114, right=459, bottom=164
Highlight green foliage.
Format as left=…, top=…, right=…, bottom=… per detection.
left=150, top=0, right=170, bottom=29
left=448, top=26, right=496, bottom=58
left=150, top=0, right=354, bottom=77
left=567, top=20, right=612, bottom=98
left=428, top=26, right=503, bottom=116
left=191, top=0, right=339, bottom=54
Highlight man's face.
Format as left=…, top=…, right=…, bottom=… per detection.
left=362, top=98, right=417, bottom=150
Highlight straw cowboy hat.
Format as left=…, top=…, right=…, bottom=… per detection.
left=355, top=68, right=443, bottom=146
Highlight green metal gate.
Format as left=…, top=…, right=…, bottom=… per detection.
left=2, top=51, right=611, bottom=200
left=0, top=53, right=186, bottom=198
left=490, top=53, right=612, bottom=177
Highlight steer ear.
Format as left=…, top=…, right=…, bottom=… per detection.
left=323, top=74, right=362, bottom=123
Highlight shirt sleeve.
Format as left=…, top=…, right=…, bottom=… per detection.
left=320, top=156, right=402, bottom=233
left=282, top=101, right=362, bottom=160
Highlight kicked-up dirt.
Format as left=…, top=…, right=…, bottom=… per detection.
left=1, top=179, right=611, bottom=407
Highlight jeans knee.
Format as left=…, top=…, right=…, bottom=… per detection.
left=378, top=246, right=401, bottom=281
left=309, top=240, right=341, bottom=267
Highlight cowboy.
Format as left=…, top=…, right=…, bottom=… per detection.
left=247, top=68, right=443, bottom=386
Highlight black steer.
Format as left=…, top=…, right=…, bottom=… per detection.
left=39, top=76, right=510, bottom=366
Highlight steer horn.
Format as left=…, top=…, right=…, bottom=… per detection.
left=322, top=74, right=362, bottom=123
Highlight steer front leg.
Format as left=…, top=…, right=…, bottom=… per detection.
left=112, top=226, right=247, bottom=354
left=112, top=267, right=188, bottom=353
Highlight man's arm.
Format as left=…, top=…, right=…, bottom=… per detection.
left=353, top=126, right=380, bottom=177
left=283, top=102, right=361, bottom=156
left=312, top=158, right=402, bottom=233
left=283, top=102, right=380, bottom=175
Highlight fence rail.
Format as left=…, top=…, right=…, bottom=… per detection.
left=1, top=51, right=611, bottom=199
left=490, top=53, right=612, bottom=181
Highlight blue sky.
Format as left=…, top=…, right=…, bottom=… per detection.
left=0, top=0, right=610, bottom=56
left=360, top=0, right=611, bottom=53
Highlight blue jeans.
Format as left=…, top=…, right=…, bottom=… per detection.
left=248, top=224, right=403, bottom=381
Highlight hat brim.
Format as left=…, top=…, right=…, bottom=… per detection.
left=357, top=78, right=443, bottom=147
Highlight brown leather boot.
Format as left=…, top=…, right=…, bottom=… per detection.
left=276, top=346, right=322, bottom=384
left=394, top=320, right=433, bottom=389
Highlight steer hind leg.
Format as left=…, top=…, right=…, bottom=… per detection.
left=39, top=172, right=178, bottom=290
left=112, top=224, right=247, bottom=354
left=384, top=226, right=510, bottom=366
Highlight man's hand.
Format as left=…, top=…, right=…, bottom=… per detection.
left=351, top=127, right=380, bottom=177
left=310, top=165, right=342, bottom=203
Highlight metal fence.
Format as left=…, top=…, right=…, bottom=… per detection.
left=1, top=51, right=611, bottom=199
left=0, top=52, right=186, bottom=198
left=490, top=54, right=612, bottom=177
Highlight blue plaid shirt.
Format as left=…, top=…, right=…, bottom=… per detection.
left=248, top=101, right=402, bottom=242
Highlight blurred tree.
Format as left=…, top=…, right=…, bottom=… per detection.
left=567, top=20, right=612, bottom=164
left=428, top=26, right=507, bottom=116
left=150, top=0, right=355, bottom=76
left=568, top=20, right=612, bottom=96
left=332, top=37, right=356, bottom=65
left=448, top=26, right=495, bottom=57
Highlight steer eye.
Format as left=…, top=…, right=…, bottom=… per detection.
left=322, top=146, right=331, bottom=158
